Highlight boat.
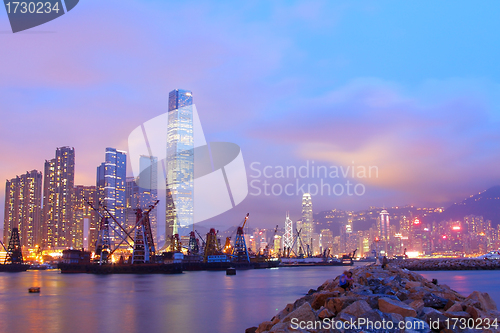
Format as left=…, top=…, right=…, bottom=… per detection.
left=341, top=254, right=354, bottom=266
left=477, top=251, right=500, bottom=260
left=28, top=287, right=40, bottom=293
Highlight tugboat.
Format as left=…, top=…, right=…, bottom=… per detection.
left=0, top=228, right=29, bottom=272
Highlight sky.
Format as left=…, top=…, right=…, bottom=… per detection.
left=1, top=1, right=500, bottom=233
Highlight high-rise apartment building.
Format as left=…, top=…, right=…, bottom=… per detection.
left=43, top=147, right=75, bottom=248
left=74, top=185, right=98, bottom=250
left=3, top=170, right=42, bottom=247
left=96, top=148, right=127, bottom=243
left=165, top=89, right=194, bottom=248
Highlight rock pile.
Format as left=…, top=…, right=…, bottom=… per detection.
left=392, top=259, right=500, bottom=271
left=247, top=264, right=500, bottom=333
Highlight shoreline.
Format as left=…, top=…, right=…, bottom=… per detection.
left=392, top=258, right=500, bottom=271
left=248, top=264, right=500, bottom=333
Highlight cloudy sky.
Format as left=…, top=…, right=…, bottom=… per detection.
left=1, top=1, right=500, bottom=233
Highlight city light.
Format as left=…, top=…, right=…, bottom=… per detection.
left=452, top=226, right=461, bottom=231
left=405, top=251, right=420, bottom=258
left=442, top=235, right=447, bottom=239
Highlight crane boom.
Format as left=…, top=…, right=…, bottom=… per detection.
left=241, top=213, right=249, bottom=229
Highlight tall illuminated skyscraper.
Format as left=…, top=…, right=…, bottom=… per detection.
left=165, top=89, right=194, bottom=248
left=297, top=193, right=313, bottom=253
left=378, top=209, right=390, bottom=241
left=96, top=148, right=126, bottom=246
left=4, top=170, right=42, bottom=247
left=43, top=147, right=75, bottom=248
left=378, top=209, right=390, bottom=254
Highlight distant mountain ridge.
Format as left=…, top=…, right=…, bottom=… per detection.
left=436, top=185, right=500, bottom=227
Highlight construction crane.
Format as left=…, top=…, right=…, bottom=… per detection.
left=203, top=228, right=220, bottom=262
left=87, top=199, right=159, bottom=264
left=4, top=228, right=23, bottom=264
left=195, top=230, right=207, bottom=250
left=188, top=231, right=199, bottom=254
left=232, top=213, right=250, bottom=263
left=223, top=236, right=232, bottom=254
left=131, top=207, right=156, bottom=264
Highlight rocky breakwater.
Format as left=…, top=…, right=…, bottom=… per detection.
left=392, top=258, right=500, bottom=271
left=247, top=264, right=500, bottom=333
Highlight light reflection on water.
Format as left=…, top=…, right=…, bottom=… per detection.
left=420, top=270, right=500, bottom=305
left=0, top=266, right=498, bottom=333
left=0, top=266, right=351, bottom=333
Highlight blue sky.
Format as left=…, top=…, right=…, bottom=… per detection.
left=1, top=1, right=500, bottom=231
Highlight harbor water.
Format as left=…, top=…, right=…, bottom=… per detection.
left=0, top=265, right=499, bottom=333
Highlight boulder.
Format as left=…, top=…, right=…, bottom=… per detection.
left=324, top=296, right=358, bottom=314
left=445, top=302, right=464, bottom=313
left=282, top=302, right=316, bottom=324
left=340, top=300, right=372, bottom=317
left=421, top=308, right=448, bottom=330
left=317, top=307, right=334, bottom=320
left=467, top=291, right=498, bottom=311
left=245, top=327, right=257, bottom=333
left=423, top=293, right=448, bottom=309
left=274, top=303, right=294, bottom=321
left=405, top=281, right=421, bottom=289
left=444, top=311, right=472, bottom=319
left=292, top=295, right=314, bottom=310
left=268, top=322, right=290, bottom=333
left=256, top=321, right=273, bottom=333
left=336, top=312, right=357, bottom=323
left=378, top=297, right=417, bottom=317
left=310, top=291, right=339, bottom=310
left=408, top=299, right=425, bottom=312
left=365, top=294, right=399, bottom=309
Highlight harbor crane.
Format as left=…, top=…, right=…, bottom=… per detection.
left=86, top=199, right=159, bottom=265
left=232, top=213, right=250, bottom=263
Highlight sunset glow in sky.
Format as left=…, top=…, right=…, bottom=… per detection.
left=1, top=1, right=500, bottom=230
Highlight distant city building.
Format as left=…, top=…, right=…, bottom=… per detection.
left=125, top=177, right=141, bottom=229
left=297, top=193, right=313, bottom=252
left=274, top=235, right=282, bottom=255
left=320, top=229, right=333, bottom=255
left=96, top=147, right=127, bottom=245
left=165, top=89, right=194, bottom=249
left=73, top=185, right=98, bottom=250
left=3, top=170, right=42, bottom=247
left=125, top=156, right=158, bottom=244
left=378, top=210, right=390, bottom=241
left=377, top=209, right=390, bottom=254
left=139, top=155, right=158, bottom=243
left=43, top=147, right=75, bottom=249
left=283, top=212, right=294, bottom=255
